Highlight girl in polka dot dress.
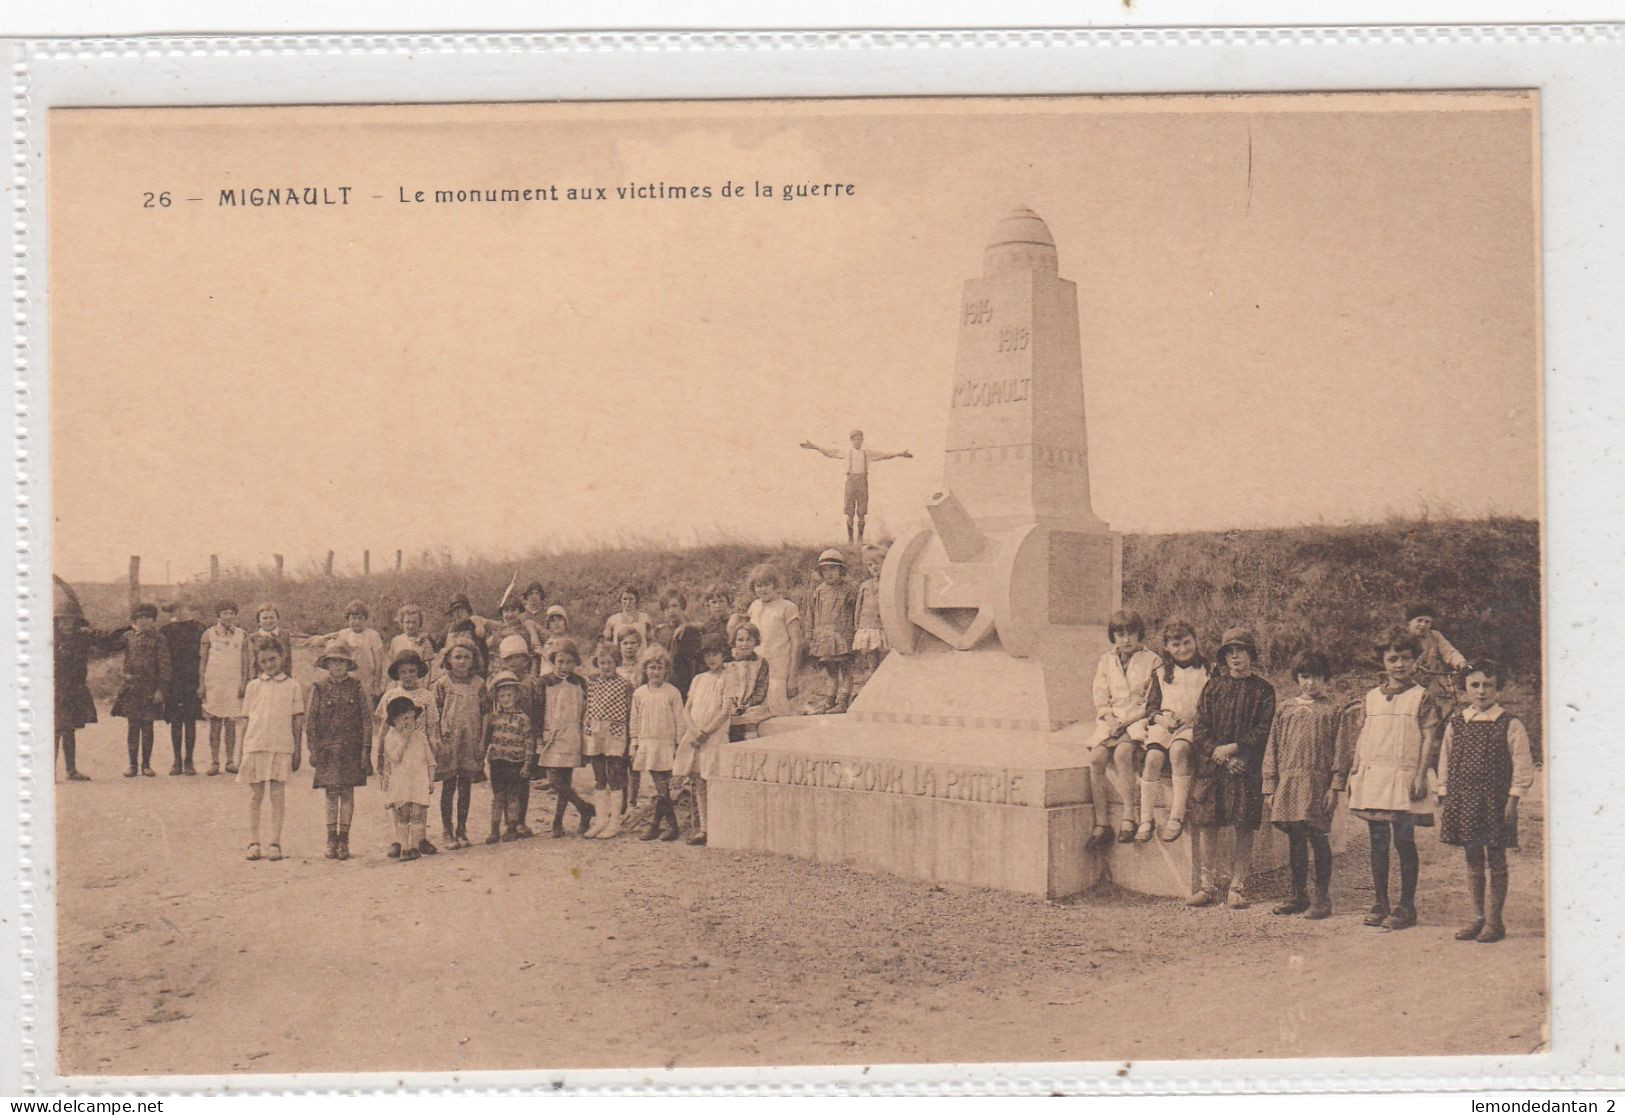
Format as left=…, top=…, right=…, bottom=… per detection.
left=1438, top=660, right=1535, bottom=944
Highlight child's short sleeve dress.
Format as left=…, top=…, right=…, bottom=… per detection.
left=432, top=675, right=488, bottom=781
left=585, top=671, right=633, bottom=758
left=747, top=597, right=800, bottom=716
left=236, top=673, right=305, bottom=785
left=201, top=623, right=246, bottom=719
left=381, top=726, right=434, bottom=809
left=674, top=669, right=730, bottom=779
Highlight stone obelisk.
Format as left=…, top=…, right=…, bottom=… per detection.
left=708, top=208, right=1333, bottom=900
left=845, top=206, right=1119, bottom=732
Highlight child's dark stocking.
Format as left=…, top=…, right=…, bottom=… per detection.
left=325, top=790, right=342, bottom=858
left=642, top=771, right=671, bottom=841
left=1364, top=820, right=1391, bottom=924
left=1481, top=846, right=1509, bottom=942
left=125, top=721, right=143, bottom=775
left=336, top=787, right=354, bottom=858
left=456, top=777, right=472, bottom=836
left=1309, top=829, right=1333, bottom=896
left=58, top=729, right=85, bottom=779
left=440, top=778, right=457, bottom=842
left=608, top=756, right=628, bottom=792
left=488, top=787, right=505, bottom=844
left=1458, top=844, right=1487, bottom=939
left=140, top=722, right=155, bottom=771
left=1274, top=826, right=1311, bottom=915
left=656, top=772, right=679, bottom=841
left=628, top=769, right=642, bottom=810
left=550, top=768, right=571, bottom=836
left=591, top=755, right=609, bottom=791
left=548, top=767, right=593, bottom=836
left=1395, top=830, right=1420, bottom=911
left=169, top=719, right=196, bottom=772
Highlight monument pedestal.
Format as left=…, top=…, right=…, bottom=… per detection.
left=709, top=716, right=1100, bottom=898
left=709, top=714, right=1348, bottom=900
left=715, top=208, right=1348, bottom=901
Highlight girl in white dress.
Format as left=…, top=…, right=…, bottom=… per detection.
left=631, top=647, right=690, bottom=843
left=379, top=696, right=436, bottom=863
left=198, top=601, right=247, bottom=775
left=745, top=564, right=803, bottom=717
left=675, top=634, right=732, bottom=846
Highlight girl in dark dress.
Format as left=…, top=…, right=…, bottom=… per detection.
left=1438, top=660, right=1535, bottom=944
left=53, top=614, right=98, bottom=781
left=306, top=641, right=373, bottom=861
left=160, top=599, right=205, bottom=775
left=111, top=603, right=171, bottom=778
left=1188, top=627, right=1276, bottom=909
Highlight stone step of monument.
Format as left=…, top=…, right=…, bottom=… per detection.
left=716, top=716, right=1347, bottom=901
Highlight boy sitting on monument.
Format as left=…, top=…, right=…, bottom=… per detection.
left=1085, top=610, right=1162, bottom=849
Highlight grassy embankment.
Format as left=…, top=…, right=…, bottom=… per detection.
left=74, top=517, right=1541, bottom=728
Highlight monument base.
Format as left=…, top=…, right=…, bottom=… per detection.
left=708, top=714, right=1347, bottom=900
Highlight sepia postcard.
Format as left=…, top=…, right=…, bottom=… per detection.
left=35, top=87, right=1558, bottom=1086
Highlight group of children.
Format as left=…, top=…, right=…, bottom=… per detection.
left=57, top=554, right=1537, bottom=941
left=1082, top=604, right=1537, bottom=942
left=68, top=554, right=893, bottom=864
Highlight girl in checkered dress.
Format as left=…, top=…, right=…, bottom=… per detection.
left=1438, top=660, right=1535, bottom=944
left=583, top=640, right=634, bottom=839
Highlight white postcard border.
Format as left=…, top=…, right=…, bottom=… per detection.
left=7, top=23, right=1625, bottom=1095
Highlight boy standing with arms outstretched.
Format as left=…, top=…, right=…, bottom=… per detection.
left=800, top=430, right=913, bottom=542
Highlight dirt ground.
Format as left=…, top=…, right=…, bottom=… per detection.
left=52, top=690, right=1548, bottom=1079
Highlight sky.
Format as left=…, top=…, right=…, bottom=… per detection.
left=48, top=93, right=1540, bottom=583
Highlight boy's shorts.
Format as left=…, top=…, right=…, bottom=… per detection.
left=844, top=473, right=869, bottom=516
left=488, top=758, right=526, bottom=792
left=1143, top=721, right=1193, bottom=754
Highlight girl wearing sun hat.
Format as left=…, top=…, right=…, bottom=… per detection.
left=307, top=640, right=372, bottom=861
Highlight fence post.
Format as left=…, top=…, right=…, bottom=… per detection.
left=395, top=549, right=403, bottom=572
left=273, top=554, right=284, bottom=577
left=324, top=551, right=335, bottom=577
left=127, top=556, right=141, bottom=608
left=363, top=550, right=371, bottom=576
left=210, top=555, right=220, bottom=582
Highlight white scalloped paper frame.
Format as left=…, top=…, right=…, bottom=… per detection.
left=7, top=23, right=1625, bottom=1097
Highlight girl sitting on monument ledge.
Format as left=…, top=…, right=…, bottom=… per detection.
left=1084, top=610, right=1161, bottom=849
left=1136, top=619, right=1209, bottom=843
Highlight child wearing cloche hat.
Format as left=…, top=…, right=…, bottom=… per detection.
left=1188, top=626, right=1277, bottom=909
